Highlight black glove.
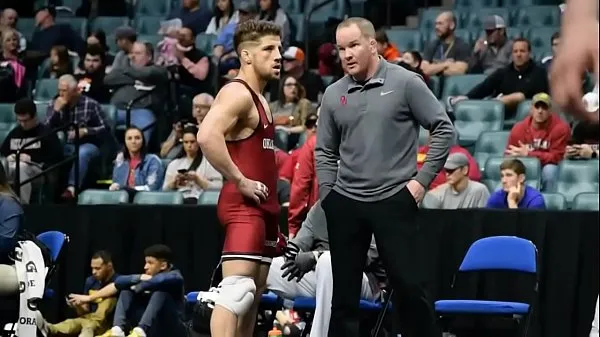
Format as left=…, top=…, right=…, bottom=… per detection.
left=283, top=241, right=300, bottom=261
left=281, top=252, right=317, bottom=282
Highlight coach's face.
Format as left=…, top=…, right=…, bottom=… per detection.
left=336, top=24, right=376, bottom=78
left=251, top=35, right=282, bottom=80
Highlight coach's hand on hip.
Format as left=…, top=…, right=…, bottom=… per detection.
left=406, top=180, right=425, bottom=204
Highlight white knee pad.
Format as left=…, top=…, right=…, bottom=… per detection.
left=214, top=276, right=257, bottom=316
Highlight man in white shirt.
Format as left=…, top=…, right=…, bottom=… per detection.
left=422, top=153, right=490, bottom=209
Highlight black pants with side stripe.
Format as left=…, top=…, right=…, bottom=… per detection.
left=322, top=187, right=440, bottom=337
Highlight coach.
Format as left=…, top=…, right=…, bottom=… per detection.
left=315, top=17, right=455, bottom=337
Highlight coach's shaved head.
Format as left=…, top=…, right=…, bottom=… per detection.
left=336, top=17, right=376, bottom=39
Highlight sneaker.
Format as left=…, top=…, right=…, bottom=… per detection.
left=96, top=326, right=125, bottom=337
left=127, top=327, right=146, bottom=337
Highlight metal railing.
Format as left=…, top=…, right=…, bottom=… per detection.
left=14, top=122, right=80, bottom=199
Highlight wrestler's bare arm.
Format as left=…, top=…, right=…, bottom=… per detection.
left=197, top=83, right=254, bottom=184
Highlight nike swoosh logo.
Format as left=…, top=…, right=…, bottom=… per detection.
left=264, top=124, right=269, bottom=129
left=380, top=90, right=394, bottom=96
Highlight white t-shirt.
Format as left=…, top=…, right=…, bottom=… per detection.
left=163, top=156, right=223, bottom=199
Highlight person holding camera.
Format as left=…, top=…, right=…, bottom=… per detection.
left=162, top=126, right=222, bottom=204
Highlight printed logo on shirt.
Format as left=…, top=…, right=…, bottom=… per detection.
left=77, top=78, right=92, bottom=93
left=417, top=153, right=426, bottom=163
left=340, top=96, right=347, bottom=106
left=527, top=138, right=550, bottom=150
left=262, top=139, right=275, bottom=150
left=10, top=138, right=41, bottom=151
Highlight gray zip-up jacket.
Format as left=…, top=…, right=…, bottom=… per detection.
left=104, top=63, right=169, bottom=111
left=315, top=59, right=455, bottom=201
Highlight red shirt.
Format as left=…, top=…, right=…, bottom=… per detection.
left=219, top=79, right=279, bottom=214
left=417, top=145, right=481, bottom=189
left=127, top=155, right=141, bottom=187
left=288, top=135, right=319, bottom=236
left=507, top=114, right=571, bottom=166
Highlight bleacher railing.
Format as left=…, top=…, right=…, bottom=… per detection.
left=14, top=122, right=80, bottom=199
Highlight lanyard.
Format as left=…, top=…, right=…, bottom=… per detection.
left=439, top=40, right=455, bottom=60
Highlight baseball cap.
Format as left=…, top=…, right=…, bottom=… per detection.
left=483, top=15, right=506, bottom=30
left=238, top=0, right=257, bottom=14
left=444, top=153, right=470, bottom=170
left=114, top=26, right=137, bottom=41
left=532, top=92, right=552, bottom=108
left=282, top=46, right=305, bottom=63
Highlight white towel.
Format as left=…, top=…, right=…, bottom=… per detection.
left=13, top=240, right=47, bottom=337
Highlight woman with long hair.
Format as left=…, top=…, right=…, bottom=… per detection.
left=269, top=74, right=315, bottom=150
left=109, top=127, right=164, bottom=192
left=257, top=0, right=290, bottom=47
left=43, top=45, right=72, bottom=79
left=163, top=126, right=222, bottom=204
left=0, top=29, right=26, bottom=101
left=205, top=0, right=239, bottom=35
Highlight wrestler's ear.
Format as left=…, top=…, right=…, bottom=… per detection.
left=240, top=49, right=252, bottom=65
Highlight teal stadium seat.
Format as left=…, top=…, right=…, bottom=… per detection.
left=133, top=191, right=184, bottom=205
left=441, top=75, right=487, bottom=99
left=0, top=104, right=16, bottom=126
left=505, top=99, right=532, bottom=129
left=195, top=34, right=217, bottom=55
left=15, top=18, right=36, bottom=41
left=279, top=0, right=303, bottom=14
left=90, top=17, right=130, bottom=36
left=528, top=27, right=557, bottom=61
left=542, top=193, right=567, bottom=210
left=137, top=35, right=162, bottom=48
left=512, top=6, right=561, bottom=27
left=35, top=102, right=49, bottom=120
left=555, top=160, right=600, bottom=204
left=454, top=0, right=500, bottom=8
left=385, top=30, right=423, bottom=53
left=0, top=129, right=9, bottom=144
left=135, top=16, right=163, bottom=35
left=473, top=131, right=510, bottom=173
left=305, top=0, right=346, bottom=35
left=56, top=17, right=87, bottom=39
left=453, top=100, right=505, bottom=145
left=101, top=104, right=118, bottom=130
left=288, top=13, right=305, bottom=43
left=428, top=76, right=441, bottom=97
left=78, top=190, right=129, bottom=205
left=463, top=8, right=511, bottom=30
left=34, top=79, right=59, bottom=102
left=572, top=193, right=600, bottom=211
left=136, top=0, right=171, bottom=16
left=483, top=156, right=541, bottom=192
left=419, top=8, right=454, bottom=31
left=198, top=190, right=221, bottom=205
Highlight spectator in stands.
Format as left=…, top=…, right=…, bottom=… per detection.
left=109, top=127, right=164, bottom=193
left=541, top=31, right=559, bottom=73
left=212, top=0, right=257, bottom=73
left=270, top=75, right=315, bottom=150
left=418, top=131, right=479, bottom=189
left=287, top=113, right=319, bottom=239
left=269, top=201, right=384, bottom=337
left=76, top=0, right=127, bottom=18
left=0, top=28, right=26, bottom=102
left=398, top=50, right=429, bottom=84
left=0, top=8, right=26, bottom=52
left=375, top=29, right=401, bottom=63
left=98, top=244, right=186, bottom=337
left=29, top=6, right=85, bottom=58
left=112, top=27, right=137, bottom=70
left=36, top=250, right=119, bottom=337
left=486, top=158, right=545, bottom=209
left=205, top=0, right=239, bottom=35
left=160, top=93, right=214, bottom=159
left=566, top=88, right=599, bottom=160
left=163, top=126, right=222, bottom=204
left=41, top=45, right=73, bottom=78
left=506, top=93, right=570, bottom=191
left=317, top=43, right=343, bottom=79
left=104, top=41, right=169, bottom=143
left=420, top=11, right=470, bottom=76
left=169, top=0, right=212, bottom=37
left=76, top=44, right=111, bottom=103
left=86, top=29, right=114, bottom=67
left=451, top=38, right=548, bottom=118
left=0, top=99, right=62, bottom=203
left=0, top=163, right=21, bottom=292
left=47, top=75, right=108, bottom=200
left=257, top=0, right=290, bottom=48
left=468, top=15, right=513, bottom=75
left=422, top=153, right=489, bottom=209
left=176, top=26, right=212, bottom=96
left=276, top=46, right=325, bottom=102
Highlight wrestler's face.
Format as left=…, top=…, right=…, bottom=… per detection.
left=336, top=24, right=377, bottom=78
left=247, top=35, right=282, bottom=80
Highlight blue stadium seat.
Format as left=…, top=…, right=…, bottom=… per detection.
left=453, top=100, right=505, bottom=146
left=385, top=29, right=423, bottom=52
left=541, top=193, right=567, bottom=210
left=435, top=236, right=537, bottom=329
left=572, top=193, right=600, bottom=211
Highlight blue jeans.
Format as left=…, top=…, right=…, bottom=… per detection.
left=113, top=290, right=185, bottom=337
left=542, top=164, right=559, bottom=192
left=116, top=109, right=156, bottom=144
left=64, top=143, right=100, bottom=188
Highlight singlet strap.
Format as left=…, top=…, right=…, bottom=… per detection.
left=226, top=79, right=270, bottom=125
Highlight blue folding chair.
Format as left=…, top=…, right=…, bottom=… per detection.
left=435, top=236, right=538, bottom=337
left=37, top=231, right=69, bottom=298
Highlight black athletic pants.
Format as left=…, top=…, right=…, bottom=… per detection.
left=321, top=187, right=440, bottom=337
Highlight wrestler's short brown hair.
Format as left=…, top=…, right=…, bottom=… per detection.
left=233, top=20, right=281, bottom=53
